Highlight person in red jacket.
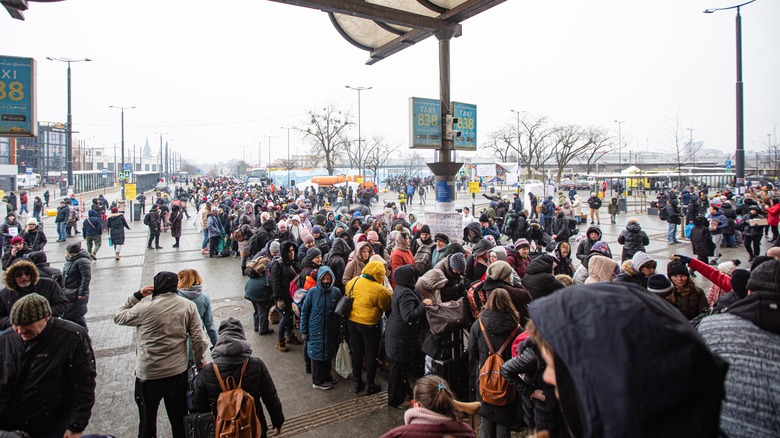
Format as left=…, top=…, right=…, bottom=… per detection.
left=390, top=231, right=414, bottom=288
left=764, top=198, right=780, bottom=242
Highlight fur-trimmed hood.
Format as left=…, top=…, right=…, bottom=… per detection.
left=4, top=259, right=39, bottom=291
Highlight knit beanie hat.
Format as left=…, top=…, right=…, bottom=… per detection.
left=66, top=242, right=82, bottom=254
left=647, top=274, right=674, bottom=297
left=434, top=233, right=450, bottom=244
left=666, top=260, right=690, bottom=278
left=312, top=225, right=323, bottom=235
left=10, top=292, right=51, bottom=325
left=750, top=255, right=772, bottom=271
left=730, top=269, right=750, bottom=298
left=305, top=247, right=322, bottom=262
left=449, top=252, right=467, bottom=273
left=746, top=259, right=780, bottom=294
left=514, top=238, right=530, bottom=250
left=479, top=214, right=489, bottom=223
left=367, top=231, right=379, bottom=242
left=486, top=261, right=514, bottom=281
left=420, top=224, right=431, bottom=235
left=269, top=240, right=281, bottom=255
left=9, top=236, right=23, bottom=245
left=302, top=232, right=315, bottom=245
left=717, top=259, right=741, bottom=276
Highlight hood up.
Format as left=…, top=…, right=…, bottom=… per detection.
left=212, top=317, right=252, bottom=361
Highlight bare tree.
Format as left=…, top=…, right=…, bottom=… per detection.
left=299, top=104, right=352, bottom=175
left=364, top=136, right=399, bottom=180
left=483, top=127, right=519, bottom=163
left=661, top=112, right=687, bottom=188
left=577, top=127, right=616, bottom=174
left=519, top=115, right=556, bottom=179
left=551, top=124, right=597, bottom=182
left=401, top=152, right=423, bottom=177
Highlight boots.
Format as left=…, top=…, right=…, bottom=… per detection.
left=276, top=339, right=288, bottom=352
left=286, top=334, right=302, bottom=345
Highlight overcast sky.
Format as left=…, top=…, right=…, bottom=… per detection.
left=2, top=0, right=778, bottom=167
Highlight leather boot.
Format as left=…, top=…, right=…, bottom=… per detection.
left=276, top=339, right=288, bottom=352
left=286, top=334, right=302, bottom=345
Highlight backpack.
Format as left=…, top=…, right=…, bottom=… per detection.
left=212, top=360, right=261, bottom=438
left=290, top=267, right=318, bottom=316
left=466, top=280, right=486, bottom=320
left=659, top=207, right=668, bottom=221
left=539, top=203, right=548, bottom=215
left=143, top=213, right=151, bottom=226
left=478, top=318, right=520, bottom=406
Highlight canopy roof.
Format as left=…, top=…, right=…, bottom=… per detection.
left=3, top=0, right=63, bottom=20
left=270, top=0, right=505, bottom=64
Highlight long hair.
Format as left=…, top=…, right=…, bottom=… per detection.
left=177, top=269, right=203, bottom=290
left=483, top=288, right=520, bottom=323
left=412, top=375, right=466, bottom=420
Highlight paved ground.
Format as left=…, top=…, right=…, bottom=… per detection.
left=29, top=185, right=758, bottom=437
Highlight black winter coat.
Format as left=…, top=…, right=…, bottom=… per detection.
left=106, top=214, right=130, bottom=245
left=270, top=241, right=298, bottom=303
left=192, top=358, right=285, bottom=434
left=467, top=309, right=520, bottom=426
left=690, top=225, right=715, bottom=257
left=0, top=318, right=96, bottom=435
left=384, top=265, right=425, bottom=363
left=521, top=256, right=565, bottom=299
left=481, top=279, right=531, bottom=322
left=0, top=267, right=68, bottom=330
left=325, top=238, right=351, bottom=293
left=617, top=222, right=649, bottom=261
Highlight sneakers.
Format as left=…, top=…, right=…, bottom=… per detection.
left=258, top=329, right=274, bottom=335
left=286, top=334, right=302, bottom=345
left=312, top=382, right=333, bottom=390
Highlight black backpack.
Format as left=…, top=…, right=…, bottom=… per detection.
left=143, top=213, right=151, bottom=225
left=659, top=207, right=668, bottom=221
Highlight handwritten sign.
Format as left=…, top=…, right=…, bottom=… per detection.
left=425, top=212, right=462, bottom=242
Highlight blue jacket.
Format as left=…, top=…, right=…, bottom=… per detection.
left=300, top=267, right=341, bottom=362
left=543, top=199, right=555, bottom=218
left=481, top=225, right=500, bottom=240
left=177, top=286, right=219, bottom=347
left=82, top=210, right=102, bottom=237
left=707, top=211, right=728, bottom=235
left=206, top=214, right=223, bottom=238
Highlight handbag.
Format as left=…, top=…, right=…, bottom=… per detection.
left=426, top=298, right=470, bottom=336
left=334, top=279, right=356, bottom=319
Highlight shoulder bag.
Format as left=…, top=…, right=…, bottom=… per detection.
left=335, top=278, right=357, bottom=319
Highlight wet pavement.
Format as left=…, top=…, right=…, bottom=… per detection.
left=29, top=185, right=755, bottom=437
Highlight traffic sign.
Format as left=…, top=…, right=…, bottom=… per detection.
left=124, top=163, right=131, bottom=171
left=25, top=166, right=32, bottom=175
left=123, top=170, right=131, bottom=180
left=469, top=181, right=480, bottom=194
left=101, top=168, right=107, bottom=178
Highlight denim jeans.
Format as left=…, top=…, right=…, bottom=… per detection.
left=277, top=304, right=294, bottom=340
left=57, top=222, right=67, bottom=240
left=667, top=222, right=678, bottom=242
left=479, top=417, right=512, bottom=438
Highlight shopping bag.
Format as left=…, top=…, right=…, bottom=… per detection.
left=335, top=340, right=352, bottom=379
left=108, top=236, right=113, bottom=247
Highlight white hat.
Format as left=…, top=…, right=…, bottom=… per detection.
left=26, top=217, right=38, bottom=226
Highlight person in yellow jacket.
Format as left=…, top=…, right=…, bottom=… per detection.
left=344, top=260, right=392, bottom=395
left=398, top=192, right=407, bottom=213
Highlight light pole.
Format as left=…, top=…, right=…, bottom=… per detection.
left=345, top=85, right=372, bottom=176
left=46, top=57, right=91, bottom=194
left=109, top=105, right=134, bottom=200
left=281, top=127, right=293, bottom=186
left=264, top=135, right=275, bottom=167
left=153, top=132, right=168, bottom=178
left=614, top=120, right=625, bottom=198
left=687, top=127, right=695, bottom=170
left=704, top=0, right=756, bottom=191
left=510, top=109, right=524, bottom=192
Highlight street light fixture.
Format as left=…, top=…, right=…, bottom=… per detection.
left=704, top=0, right=756, bottom=191
left=109, top=105, right=135, bottom=200
left=345, top=85, right=372, bottom=177
left=46, top=57, right=91, bottom=194
left=510, top=109, right=524, bottom=191
left=281, top=127, right=294, bottom=186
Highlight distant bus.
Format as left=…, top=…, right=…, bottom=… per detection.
left=178, top=171, right=189, bottom=184
left=246, top=168, right=271, bottom=187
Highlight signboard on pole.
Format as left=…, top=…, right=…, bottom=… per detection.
left=409, top=97, right=477, bottom=150
left=468, top=181, right=480, bottom=194
left=101, top=168, right=107, bottom=178
left=0, top=56, right=36, bottom=137
left=125, top=183, right=136, bottom=201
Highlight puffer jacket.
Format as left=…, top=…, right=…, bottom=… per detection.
left=343, top=241, right=373, bottom=284
left=192, top=318, right=284, bottom=435
left=384, top=265, right=425, bottom=363
left=468, top=309, right=520, bottom=426
left=63, top=249, right=92, bottom=299
left=504, top=247, right=531, bottom=279
left=270, top=241, right=298, bottom=303
left=82, top=209, right=103, bottom=237
left=345, top=261, right=392, bottom=326
left=106, top=213, right=131, bottom=245
left=617, top=222, right=650, bottom=261
left=300, top=267, right=341, bottom=361
left=521, top=255, right=565, bottom=299
left=324, top=237, right=351, bottom=292
left=670, top=281, right=709, bottom=320
left=0, top=260, right=69, bottom=329
left=690, top=217, right=716, bottom=257
left=575, top=225, right=602, bottom=261
left=0, top=318, right=96, bottom=435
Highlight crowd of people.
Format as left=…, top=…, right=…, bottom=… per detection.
left=0, top=176, right=779, bottom=437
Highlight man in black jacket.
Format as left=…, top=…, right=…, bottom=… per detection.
left=146, top=204, right=162, bottom=249
left=0, top=259, right=68, bottom=330
left=55, top=200, right=70, bottom=242
left=0, top=293, right=96, bottom=436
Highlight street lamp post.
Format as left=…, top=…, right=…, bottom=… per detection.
left=704, top=0, right=756, bottom=191
left=345, top=85, right=372, bottom=176
left=510, top=110, right=524, bottom=193
left=109, top=105, right=135, bottom=200
left=281, top=127, right=293, bottom=186
left=614, top=120, right=625, bottom=197
left=153, top=132, right=168, bottom=179
left=264, top=135, right=275, bottom=168
left=46, top=57, right=91, bottom=194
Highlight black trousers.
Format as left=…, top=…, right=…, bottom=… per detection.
left=209, top=236, right=220, bottom=256
left=312, top=359, right=332, bottom=386
left=134, top=371, right=187, bottom=438
left=744, top=235, right=761, bottom=258
left=348, top=321, right=381, bottom=387
left=387, top=358, right=412, bottom=407
left=147, top=230, right=160, bottom=248
left=250, top=301, right=270, bottom=333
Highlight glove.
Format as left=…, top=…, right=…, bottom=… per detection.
left=674, top=254, right=692, bottom=264
left=301, top=333, right=309, bottom=342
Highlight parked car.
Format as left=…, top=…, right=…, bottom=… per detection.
left=560, top=179, right=576, bottom=190
left=577, top=179, right=593, bottom=190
